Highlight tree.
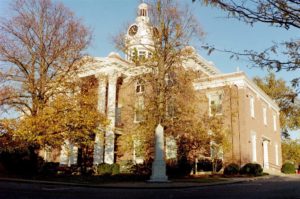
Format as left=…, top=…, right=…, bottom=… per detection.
left=253, top=72, right=300, bottom=138
left=282, top=139, right=300, bottom=166
left=194, top=0, right=300, bottom=90
left=115, top=0, right=229, bottom=170
left=1, top=76, right=108, bottom=172
left=0, top=0, right=109, bottom=171
left=0, top=0, right=91, bottom=117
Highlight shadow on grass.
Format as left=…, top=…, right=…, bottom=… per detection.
left=0, top=173, right=231, bottom=185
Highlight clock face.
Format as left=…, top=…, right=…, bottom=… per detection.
left=129, top=25, right=138, bottom=36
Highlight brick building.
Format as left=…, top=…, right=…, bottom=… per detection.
left=54, top=3, right=282, bottom=173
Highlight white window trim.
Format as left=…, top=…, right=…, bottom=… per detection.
left=134, top=95, right=144, bottom=123
left=251, top=133, right=257, bottom=162
left=133, top=138, right=144, bottom=164
left=135, top=79, right=145, bottom=94
left=138, top=51, right=146, bottom=60
left=263, top=107, right=267, bottom=125
left=275, top=144, right=279, bottom=166
left=207, top=91, right=223, bottom=116
left=250, top=96, right=255, bottom=118
left=263, top=140, right=269, bottom=169
left=165, top=136, right=177, bottom=160
left=273, top=115, right=277, bottom=132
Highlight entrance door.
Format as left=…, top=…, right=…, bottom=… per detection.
left=263, top=140, right=269, bottom=169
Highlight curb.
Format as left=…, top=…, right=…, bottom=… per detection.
left=0, top=177, right=254, bottom=189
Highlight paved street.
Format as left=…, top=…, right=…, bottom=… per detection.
left=0, top=175, right=299, bottom=199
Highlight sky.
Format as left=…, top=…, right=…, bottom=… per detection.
left=0, top=0, right=299, bottom=138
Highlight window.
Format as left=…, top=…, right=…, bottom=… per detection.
left=59, top=140, right=78, bottom=166
left=251, top=134, right=257, bottom=162
left=134, top=95, right=144, bottom=122
left=136, top=79, right=144, bottom=94
left=166, top=136, right=177, bottom=159
left=44, top=146, right=52, bottom=162
left=115, top=107, right=122, bottom=126
left=133, top=139, right=144, bottom=164
left=250, top=96, right=255, bottom=118
left=208, top=93, right=223, bottom=116
left=128, top=50, right=137, bottom=61
left=273, top=115, right=277, bottom=131
left=263, top=107, right=267, bottom=125
left=166, top=99, right=175, bottom=118
left=139, top=9, right=147, bottom=17
left=139, top=51, right=146, bottom=60
left=275, top=144, right=279, bottom=166
left=210, top=141, right=223, bottom=160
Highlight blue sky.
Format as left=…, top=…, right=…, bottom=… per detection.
left=0, top=0, right=299, bottom=138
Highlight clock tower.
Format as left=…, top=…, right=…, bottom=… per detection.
left=125, top=3, right=155, bottom=62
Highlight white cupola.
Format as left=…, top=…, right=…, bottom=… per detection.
left=125, top=3, right=154, bottom=62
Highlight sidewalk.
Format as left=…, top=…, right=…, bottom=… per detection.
left=0, top=175, right=274, bottom=189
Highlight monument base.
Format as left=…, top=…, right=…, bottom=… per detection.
left=148, top=160, right=169, bottom=182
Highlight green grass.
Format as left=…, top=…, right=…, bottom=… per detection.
left=171, top=175, right=227, bottom=183
left=0, top=173, right=229, bottom=185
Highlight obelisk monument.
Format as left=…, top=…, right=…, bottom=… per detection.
left=149, top=123, right=168, bottom=182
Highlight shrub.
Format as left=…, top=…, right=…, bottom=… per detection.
left=118, top=160, right=134, bottom=173
left=39, top=162, right=59, bottom=175
left=281, top=162, right=296, bottom=174
left=166, top=158, right=193, bottom=177
left=224, top=163, right=240, bottom=175
left=197, top=159, right=212, bottom=172
left=197, top=158, right=223, bottom=172
left=111, top=163, right=120, bottom=175
left=131, top=162, right=152, bottom=176
left=95, top=163, right=120, bottom=176
left=240, top=163, right=263, bottom=176
left=0, top=147, right=43, bottom=176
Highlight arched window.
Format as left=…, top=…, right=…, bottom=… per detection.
left=139, top=9, right=147, bottom=16
left=136, top=79, right=145, bottom=94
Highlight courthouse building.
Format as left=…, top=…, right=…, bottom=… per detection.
left=55, top=3, right=282, bottom=172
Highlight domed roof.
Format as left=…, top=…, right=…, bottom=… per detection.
left=124, top=3, right=154, bottom=62
left=138, top=3, right=148, bottom=10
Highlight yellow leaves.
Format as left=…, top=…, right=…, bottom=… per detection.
left=11, top=91, right=107, bottom=148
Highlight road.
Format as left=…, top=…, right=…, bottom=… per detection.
left=0, top=175, right=299, bottom=199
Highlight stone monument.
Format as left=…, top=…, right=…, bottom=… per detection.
left=149, top=123, right=169, bottom=182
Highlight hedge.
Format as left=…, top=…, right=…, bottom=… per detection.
left=281, top=162, right=296, bottom=174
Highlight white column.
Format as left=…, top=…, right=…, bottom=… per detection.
left=149, top=124, right=168, bottom=182
left=93, top=75, right=107, bottom=165
left=97, top=76, right=107, bottom=113
left=263, top=140, right=269, bottom=169
left=104, top=74, right=117, bottom=164
left=93, top=133, right=104, bottom=164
